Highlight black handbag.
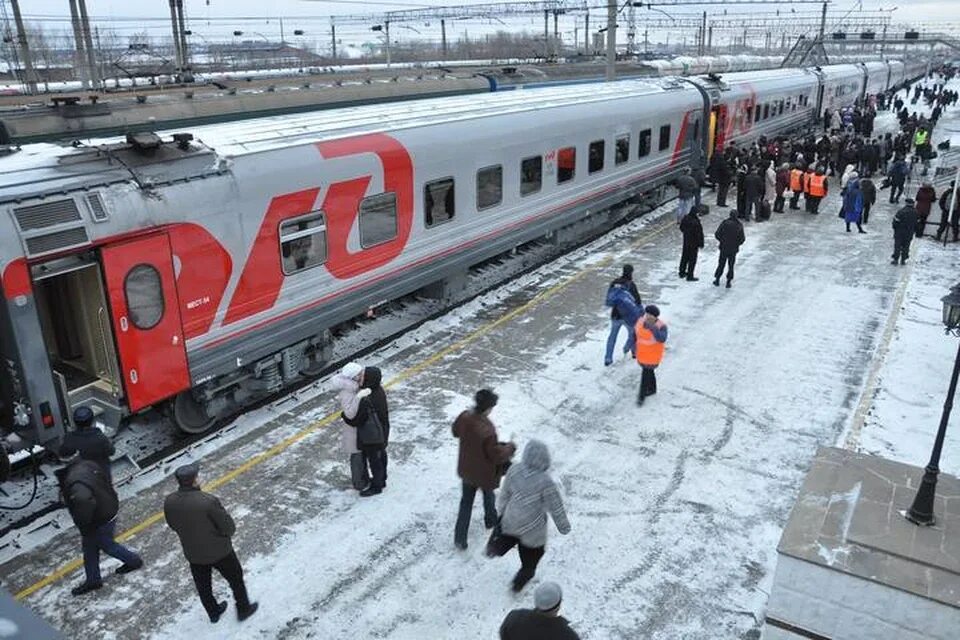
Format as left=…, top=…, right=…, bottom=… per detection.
left=356, top=403, right=385, bottom=447
left=485, top=518, right=517, bottom=558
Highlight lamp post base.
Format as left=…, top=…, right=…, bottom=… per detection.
left=905, top=465, right=939, bottom=526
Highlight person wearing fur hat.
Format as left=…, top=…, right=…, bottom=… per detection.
left=635, top=305, right=669, bottom=406
left=496, top=440, right=570, bottom=592
left=452, top=389, right=516, bottom=550
left=500, top=581, right=581, bottom=639
left=164, top=462, right=258, bottom=623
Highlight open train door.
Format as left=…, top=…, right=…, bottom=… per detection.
left=100, top=233, right=190, bottom=412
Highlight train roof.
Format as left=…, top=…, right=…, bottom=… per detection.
left=0, top=77, right=700, bottom=203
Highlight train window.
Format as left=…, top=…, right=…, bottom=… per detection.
left=520, top=156, right=542, bottom=196
left=763, top=104, right=770, bottom=120
left=658, top=125, right=671, bottom=152
left=638, top=129, right=652, bottom=158
left=615, top=134, right=630, bottom=165
left=124, top=264, right=164, bottom=330
left=754, top=104, right=761, bottom=122
left=423, top=179, right=454, bottom=228
left=360, top=192, right=400, bottom=245
left=476, top=165, right=502, bottom=210
left=557, top=147, right=576, bottom=184
left=589, top=140, right=605, bottom=174
left=280, top=212, right=327, bottom=275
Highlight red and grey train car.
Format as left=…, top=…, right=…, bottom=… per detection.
left=0, top=59, right=930, bottom=449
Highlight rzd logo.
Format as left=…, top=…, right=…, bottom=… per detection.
left=222, top=133, right=414, bottom=326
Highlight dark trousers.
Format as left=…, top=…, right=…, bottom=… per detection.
left=81, top=519, right=141, bottom=584
left=679, top=245, right=699, bottom=278
left=746, top=197, right=761, bottom=220
left=189, top=551, right=251, bottom=619
left=889, top=183, right=904, bottom=203
left=789, top=191, right=802, bottom=210
left=936, top=212, right=960, bottom=241
left=862, top=201, right=872, bottom=224
left=773, top=194, right=785, bottom=213
left=362, top=446, right=387, bottom=489
left=714, top=251, right=737, bottom=282
left=716, top=181, right=730, bottom=207
left=892, top=236, right=913, bottom=262
left=498, top=534, right=546, bottom=590
left=809, top=196, right=822, bottom=214
left=638, top=367, right=658, bottom=401
left=454, top=481, right=496, bottom=546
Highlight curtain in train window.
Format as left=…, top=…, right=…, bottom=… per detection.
left=360, top=192, right=400, bottom=243
left=280, top=211, right=327, bottom=275
left=423, top=179, right=454, bottom=228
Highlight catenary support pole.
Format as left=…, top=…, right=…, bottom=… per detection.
left=9, top=0, right=36, bottom=95
left=168, top=0, right=183, bottom=77
left=331, top=18, right=337, bottom=61
left=605, top=0, right=616, bottom=81
left=441, top=19, right=447, bottom=60
left=67, top=0, right=88, bottom=90
left=176, top=0, right=190, bottom=80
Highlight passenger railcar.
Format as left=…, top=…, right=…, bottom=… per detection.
left=0, top=58, right=934, bottom=448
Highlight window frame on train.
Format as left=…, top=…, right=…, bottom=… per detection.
left=658, top=124, right=671, bottom=152
left=279, top=210, right=328, bottom=276
left=423, top=179, right=455, bottom=229
left=557, top=146, right=576, bottom=184
left=357, top=191, right=400, bottom=249
left=520, top=155, right=543, bottom=197
left=124, top=264, right=165, bottom=330
left=476, top=164, right=503, bottom=211
left=615, top=134, right=630, bottom=165
left=589, top=139, right=605, bottom=174
left=638, top=129, right=652, bottom=158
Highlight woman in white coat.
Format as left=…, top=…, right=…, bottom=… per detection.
left=334, top=362, right=370, bottom=491
left=764, top=161, right=777, bottom=206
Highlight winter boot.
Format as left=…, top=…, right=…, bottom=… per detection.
left=70, top=582, right=102, bottom=596
left=209, top=601, right=228, bottom=623
left=238, top=602, right=259, bottom=622
left=713, top=278, right=720, bottom=287
left=115, top=559, right=143, bottom=575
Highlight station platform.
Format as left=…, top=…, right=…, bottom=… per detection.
left=3, top=89, right=960, bottom=639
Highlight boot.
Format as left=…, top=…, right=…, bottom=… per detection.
left=209, top=601, right=228, bottom=623
left=115, top=559, right=143, bottom=575
left=713, top=278, right=720, bottom=287
left=238, top=602, right=259, bottom=622
left=70, top=582, right=102, bottom=596
left=726, top=280, right=732, bottom=289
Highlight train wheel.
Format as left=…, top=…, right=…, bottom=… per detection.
left=172, top=392, right=215, bottom=434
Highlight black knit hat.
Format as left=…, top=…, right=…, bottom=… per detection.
left=621, top=264, right=634, bottom=278
left=644, top=304, right=661, bottom=318
left=475, top=389, right=498, bottom=413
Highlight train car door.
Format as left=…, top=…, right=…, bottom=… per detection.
left=100, top=233, right=190, bottom=412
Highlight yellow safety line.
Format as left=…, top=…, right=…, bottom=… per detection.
left=14, top=217, right=673, bottom=601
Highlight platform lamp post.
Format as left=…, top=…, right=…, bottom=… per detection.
left=905, top=283, right=960, bottom=526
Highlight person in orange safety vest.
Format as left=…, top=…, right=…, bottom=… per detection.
left=802, top=166, right=816, bottom=213
left=805, top=167, right=828, bottom=215
left=634, top=305, right=669, bottom=406
left=789, top=164, right=805, bottom=210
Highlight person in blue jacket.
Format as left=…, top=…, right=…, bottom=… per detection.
left=842, top=174, right=866, bottom=234
left=604, top=265, right=642, bottom=366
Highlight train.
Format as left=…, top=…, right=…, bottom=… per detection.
left=0, top=57, right=935, bottom=451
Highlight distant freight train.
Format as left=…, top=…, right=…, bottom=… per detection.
left=0, top=58, right=932, bottom=450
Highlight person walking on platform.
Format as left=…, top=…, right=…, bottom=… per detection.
left=806, top=167, right=828, bottom=215
left=164, top=463, right=258, bottom=623
left=936, top=183, right=960, bottom=242
left=604, top=265, right=642, bottom=366
left=679, top=207, right=704, bottom=281
left=500, top=582, right=581, bottom=640
left=888, top=155, right=909, bottom=204
left=635, top=305, right=668, bottom=406
left=892, top=199, right=919, bottom=265
left=495, top=440, right=570, bottom=592
left=452, top=389, right=516, bottom=551
left=860, top=172, right=877, bottom=225
left=713, top=211, right=746, bottom=288
left=59, top=406, right=114, bottom=478
left=789, top=164, right=805, bottom=211
left=56, top=458, right=143, bottom=596
left=915, top=180, right=937, bottom=238
left=842, top=173, right=866, bottom=234
left=675, top=168, right=698, bottom=223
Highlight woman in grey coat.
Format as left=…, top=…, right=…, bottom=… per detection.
left=497, top=440, right=570, bottom=591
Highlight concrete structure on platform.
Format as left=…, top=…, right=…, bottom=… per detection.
left=763, top=447, right=960, bottom=639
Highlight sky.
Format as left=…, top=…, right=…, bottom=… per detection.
left=13, top=0, right=960, bottom=52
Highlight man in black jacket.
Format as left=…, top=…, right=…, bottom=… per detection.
left=57, top=459, right=142, bottom=595
left=164, top=463, right=258, bottom=623
left=709, top=151, right=732, bottom=207
left=743, top=166, right=764, bottom=221
left=936, top=183, right=960, bottom=242
left=500, top=581, right=580, bottom=640
left=892, top=199, right=919, bottom=265
left=679, top=208, right=705, bottom=281
left=59, top=406, right=114, bottom=478
left=604, top=265, right=642, bottom=366
left=713, top=211, right=746, bottom=289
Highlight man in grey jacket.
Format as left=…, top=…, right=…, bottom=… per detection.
left=497, top=440, right=570, bottom=592
left=164, top=463, right=258, bottom=623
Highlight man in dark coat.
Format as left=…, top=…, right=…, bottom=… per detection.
left=341, top=387, right=388, bottom=497
left=709, top=152, right=731, bottom=207
left=604, top=264, right=642, bottom=366
left=713, top=211, right=746, bottom=289
left=164, top=462, right=258, bottom=623
left=360, top=366, right=389, bottom=484
left=915, top=181, right=937, bottom=237
left=500, top=581, right=580, bottom=640
left=679, top=208, right=705, bottom=281
left=59, top=406, right=114, bottom=478
left=743, top=167, right=764, bottom=221
left=892, top=199, right=919, bottom=265
left=937, top=183, right=960, bottom=242
left=57, top=458, right=142, bottom=595
left=452, top=389, right=515, bottom=550
left=860, top=173, right=877, bottom=225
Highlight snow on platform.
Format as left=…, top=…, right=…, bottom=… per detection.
left=4, top=84, right=960, bottom=640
